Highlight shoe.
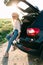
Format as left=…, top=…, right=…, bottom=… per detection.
left=4, top=52, right=9, bottom=58
left=13, top=46, right=17, bottom=50
left=12, top=45, right=17, bottom=51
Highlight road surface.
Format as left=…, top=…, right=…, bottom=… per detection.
left=0, top=42, right=43, bottom=65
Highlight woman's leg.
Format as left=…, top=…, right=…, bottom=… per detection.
left=6, top=34, right=11, bottom=41
left=6, top=30, right=18, bottom=53
left=6, top=33, right=15, bottom=46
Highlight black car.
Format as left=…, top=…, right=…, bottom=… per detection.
left=15, top=1, right=43, bottom=60
left=4, top=0, right=43, bottom=60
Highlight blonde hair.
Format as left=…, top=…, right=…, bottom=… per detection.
left=12, top=12, right=22, bottom=24
left=12, top=12, right=19, bottom=19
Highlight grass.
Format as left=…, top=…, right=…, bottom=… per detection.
left=0, top=19, right=13, bottom=45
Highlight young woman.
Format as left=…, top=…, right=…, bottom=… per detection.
left=4, top=12, right=22, bottom=57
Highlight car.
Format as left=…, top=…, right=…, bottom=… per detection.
left=4, top=0, right=43, bottom=60
left=15, top=1, right=43, bottom=60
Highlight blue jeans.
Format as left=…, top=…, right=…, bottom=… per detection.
left=6, top=29, right=18, bottom=53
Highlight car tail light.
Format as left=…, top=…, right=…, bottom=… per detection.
left=27, top=28, right=40, bottom=37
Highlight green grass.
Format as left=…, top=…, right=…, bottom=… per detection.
left=0, top=19, right=13, bottom=45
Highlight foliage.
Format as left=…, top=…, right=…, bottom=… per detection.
left=0, top=19, right=13, bottom=45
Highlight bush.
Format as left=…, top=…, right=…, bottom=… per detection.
left=0, top=19, right=13, bottom=45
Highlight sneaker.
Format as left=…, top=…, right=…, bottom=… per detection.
left=12, top=45, right=17, bottom=51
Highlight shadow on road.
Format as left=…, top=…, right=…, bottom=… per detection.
left=27, top=54, right=41, bottom=65
left=2, top=56, right=8, bottom=65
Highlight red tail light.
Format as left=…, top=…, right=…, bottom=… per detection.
left=27, top=28, right=40, bottom=37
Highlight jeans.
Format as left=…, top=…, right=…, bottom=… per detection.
left=6, top=29, right=18, bottom=52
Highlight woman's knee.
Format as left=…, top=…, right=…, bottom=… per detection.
left=6, top=34, right=11, bottom=40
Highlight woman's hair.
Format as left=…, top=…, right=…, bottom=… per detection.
left=12, top=12, right=19, bottom=18
left=12, top=12, right=22, bottom=23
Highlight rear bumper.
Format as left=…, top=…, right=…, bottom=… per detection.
left=19, top=37, right=41, bottom=50
left=16, top=43, right=40, bottom=56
